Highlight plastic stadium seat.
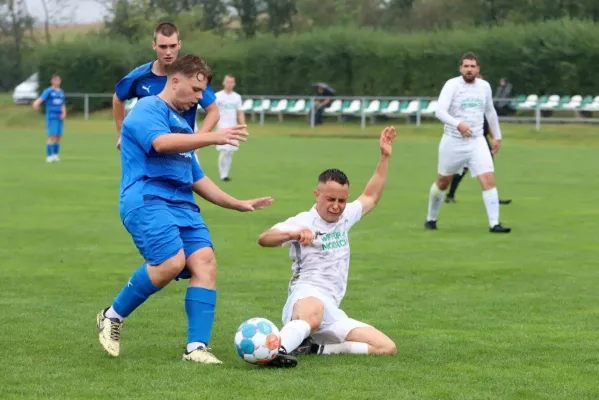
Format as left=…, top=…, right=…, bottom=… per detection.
left=561, top=95, right=581, bottom=110
left=421, top=100, right=437, bottom=116
left=253, top=99, right=271, bottom=112
left=581, top=96, right=599, bottom=111
left=540, top=95, right=560, bottom=110
left=342, top=99, right=361, bottom=115
left=242, top=99, right=254, bottom=112
left=270, top=99, right=288, bottom=113
left=400, top=100, right=420, bottom=115
left=517, top=94, right=538, bottom=110
left=286, top=99, right=306, bottom=114
left=380, top=100, right=400, bottom=114
left=509, top=95, right=526, bottom=109
left=364, top=100, right=380, bottom=115
left=324, top=99, right=342, bottom=114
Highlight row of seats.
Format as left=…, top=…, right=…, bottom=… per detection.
left=238, top=98, right=437, bottom=116
left=126, top=95, right=599, bottom=115
left=514, top=95, right=599, bottom=111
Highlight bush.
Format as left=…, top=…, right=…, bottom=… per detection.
left=36, top=18, right=599, bottom=114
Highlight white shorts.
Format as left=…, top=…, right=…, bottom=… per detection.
left=282, top=285, right=371, bottom=345
left=437, top=134, right=494, bottom=178
left=215, top=143, right=238, bottom=152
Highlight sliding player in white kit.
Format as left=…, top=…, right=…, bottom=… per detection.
left=257, top=126, right=398, bottom=368
left=425, top=52, right=511, bottom=233
left=215, top=74, right=246, bottom=181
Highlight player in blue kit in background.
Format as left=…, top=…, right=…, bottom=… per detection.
left=32, top=74, right=66, bottom=163
left=112, top=22, right=220, bottom=150
left=96, top=54, right=274, bottom=364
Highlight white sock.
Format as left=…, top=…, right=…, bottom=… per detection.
left=223, top=152, right=233, bottom=178
left=320, top=341, right=369, bottom=355
left=218, top=151, right=227, bottom=179
left=186, top=342, right=206, bottom=353
left=427, top=182, right=446, bottom=221
left=104, top=306, right=124, bottom=322
left=280, top=320, right=311, bottom=353
left=482, top=187, right=499, bottom=227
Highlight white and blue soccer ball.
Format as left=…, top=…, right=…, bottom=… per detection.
left=234, top=317, right=281, bottom=364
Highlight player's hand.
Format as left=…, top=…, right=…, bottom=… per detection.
left=379, top=126, right=396, bottom=157
left=116, top=137, right=121, bottom=150
left=60, top=113, right=66, bottom=121
left=492, top=139, right=501, bottom=154
left=293, top=228, right=314, bottom=246
left=236, top=197, right=274, bottom=212
left=457, top=123, right=472, bottom=137
left=211, top=125, right=249, bottom=146
left=32, top=103, right=40, bottom=112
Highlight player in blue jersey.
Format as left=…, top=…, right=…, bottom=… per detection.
left=112, top=22, right=220, bottom=150
left=96, top=54, right=274, bottom=364
left=32, top=74, right=66, bottom=162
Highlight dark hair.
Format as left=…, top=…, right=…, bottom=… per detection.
left=154, top=22, right=179, bottom=40
left=167, top=54, right=213, bottom=83
left=318, top=168, right=349, bottom=186
left=460, top=52, right=479, bottom=66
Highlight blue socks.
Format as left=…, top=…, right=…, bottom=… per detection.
left=112, top=265, right=161, bottom=318
left=46, top=143, right=60, bottom=157
left=185, top=287, right=217, bottom=347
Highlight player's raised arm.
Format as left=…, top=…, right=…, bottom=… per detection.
left=113, top=94, right=126, bottom=141
left=356, top=126, right=396, bottom=217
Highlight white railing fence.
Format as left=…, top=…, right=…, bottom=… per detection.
left=66, top=93, right=599, bottom=132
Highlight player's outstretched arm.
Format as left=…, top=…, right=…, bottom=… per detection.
left=152, top=125, right=248, bottom=153
left=483, top=82, right=502, bottom=153
left=192, top=176, right=273, bottom=212
left=356, top=126, right=396, bottom=218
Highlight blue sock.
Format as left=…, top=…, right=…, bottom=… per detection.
left=112, top=265, right=161, bottom=318
left=46, top=144, right=53, bottom=157
left=185, top=287, right=217, bottom=346
left=54, top=143, right=60, bottom=155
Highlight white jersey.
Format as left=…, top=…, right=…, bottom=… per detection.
left=435, top=76, right=502, bottom=140
left=271, top=200, right=363, bottom=306
left=215, top=90, right=242, bottom=129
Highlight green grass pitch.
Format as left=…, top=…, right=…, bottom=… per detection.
left=0, top=107, right=598, bottom=399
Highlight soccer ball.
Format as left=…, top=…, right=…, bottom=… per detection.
left=234, top=317, right=281, bottom=364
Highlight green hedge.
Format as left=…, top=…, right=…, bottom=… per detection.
left=37, top=19, right=599, bottom=113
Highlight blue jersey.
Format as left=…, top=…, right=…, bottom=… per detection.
left=119, top=96, right=205, bottom=218
left=115, top=61, right=216, bottom=128
left=40, top=87, right=65, bottom=120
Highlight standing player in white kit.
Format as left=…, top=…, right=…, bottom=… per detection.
left=425, top=52, right=511, bottom=233
left=215, top=74, right=246, bottom=182
left=257, top=126, right=398, bottom=368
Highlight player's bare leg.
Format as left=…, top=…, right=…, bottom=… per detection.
left=425, top=174, right=453, bottom=230
left=270, top=297, right=325, bottom=367
left=314, top=327, right=397, bottom=355
left=97, top=250, right=185, bottom=357
left=182, top=248, right=223, bottom=364
left=477, top=172, right=511, bottom=233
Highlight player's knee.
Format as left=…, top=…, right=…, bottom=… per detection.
left=150, top=250, right=186, bottom=286
left=478, top=172, right=496, bottom=190
left=374, top=337, right=397, bottom=355
left=186, top=247, right=218, bottom=288
left=292, top=298, right=324, bottom=331
left=436, top=176, right=451, bottom=190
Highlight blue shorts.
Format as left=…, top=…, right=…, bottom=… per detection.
left=46, top=119, right=63, bottom=136
left=122, top=204, right=213, bottom=279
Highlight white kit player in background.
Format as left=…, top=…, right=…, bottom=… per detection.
left=215, top=74, right=246, bottom=182
left=425, top=52, right=511, bottom=233
left=256, top=126, right=398, bottom=368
